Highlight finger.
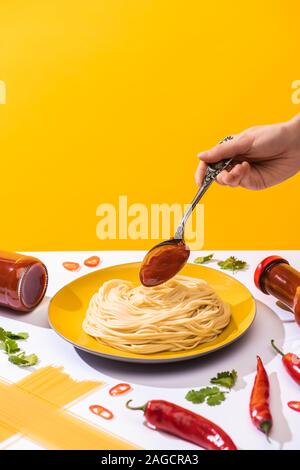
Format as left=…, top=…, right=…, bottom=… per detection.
left=236, top=161, right=252, bottom=185
left=197, top=134, right=254, bottom=163
left=216, top=172, right=227, bottom=185
left=195, top=160, right=207, bottom=186
left=226, top=163, right=246, bottom=187
left=238, top=161, right=264, bottom=190
left=216, top=162, right=249, bottom=187
left=216, top=170, right=230, bottom=185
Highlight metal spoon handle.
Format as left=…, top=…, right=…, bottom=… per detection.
left=174, top=136, right=234, bottom=240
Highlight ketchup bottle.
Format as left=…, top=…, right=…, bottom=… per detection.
left=0, top=251, right=48, bottom=312
left=254, top=256, right=300, bottom=326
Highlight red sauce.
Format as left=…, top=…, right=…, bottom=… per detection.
left=0, top=251, right=48, bottom=312
left=140, top=241, right=190, bottom=287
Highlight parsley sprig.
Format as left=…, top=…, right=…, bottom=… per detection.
left=0, top=326, right=38, bottom=367
left=194, top=254, right=247, bottom=274
left=194, top=254, right=214, bottom=264
left=9, top=352, right=38, bottom=367
left=185, top=369, right=238, bottom=407
left=186, top=386, right=227, bottom=406
left=217, top=256, right=247, bottom=273
left=210, top=370, right=237, bottom=389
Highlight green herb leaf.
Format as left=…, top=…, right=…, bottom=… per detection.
left=6, top=331, right=29, bottom=340
left=210, top=370, right=238, bottom=389
left=8, top=352, right=38, bottom=367
left=0, top=327, right=7, bottom=342
left=0, top=326, right=36, bottom=367
left=185, top=388, right=207, bottom=404
left=0, top=327, right=29, bottom=341
left=194, top=254, right=214, bottom=264
left=206, top=392, right=226, bottom=406
left=4, top=338, right=20, bottom=354
left=186, top=386, right=226, bottom=406
left=217, top=256, right=247, bottom=273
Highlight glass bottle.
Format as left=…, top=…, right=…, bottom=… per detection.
left=254, top=255, right=300, bottom=326
left=0, top=251, right=48, bottom=312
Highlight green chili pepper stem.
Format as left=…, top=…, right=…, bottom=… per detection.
left=271, top=339, right=284, bottom=357
left=261, top=421, right=272, bottom=442
left=126, top=399, right=147, bottom=412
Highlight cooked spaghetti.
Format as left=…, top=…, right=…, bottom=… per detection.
left=82, top=275, right=231, bottom=354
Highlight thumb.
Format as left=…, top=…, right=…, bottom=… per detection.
left=198, top=134, right=254, bottom=163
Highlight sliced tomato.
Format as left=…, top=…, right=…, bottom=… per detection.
left=89, top=404, right=113, bottom=420
left=288, top=401, right=300, bottom=412
left=84, top=256, right=101, bottom=268
left=63, top=262, right=80, bottom=271
left=109, top=383, right=132, bottom=397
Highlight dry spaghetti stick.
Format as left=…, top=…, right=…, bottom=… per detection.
left=17, top=366, right=100, bottom=407
left=0, top=369, right=138, bottom=450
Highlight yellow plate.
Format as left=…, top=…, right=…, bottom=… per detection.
left=48, top=262, right=256, bottom=363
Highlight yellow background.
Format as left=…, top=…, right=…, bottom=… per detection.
left=0, top=0, right=299, bottom=251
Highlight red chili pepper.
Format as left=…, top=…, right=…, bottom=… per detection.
left=126, top=399, right=237, bottom=450
left=63, top=261, right=80, bottom=272
left=271, top=340, right=300, bottom=385
left=288, top=401, right=300, bottom=412
left=89, top=405, right=113, bottom=420
left=250, top=356, right=272, bottom=436
left=109, top=383, right=132, bottom=396
left=84, top=256, right=101, bottom=268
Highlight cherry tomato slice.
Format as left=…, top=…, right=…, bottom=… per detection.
left=89, top=405, right=113, bottom=420
left=288, top=401, right=300, bottom=412
left=109, top=383, right=132, bottom=397
left=63, top=262, right=80, bottom=271
left=84, top=256, right=101, bottom=268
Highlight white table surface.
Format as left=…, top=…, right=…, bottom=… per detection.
left=0, top=250, right=299, bottom=450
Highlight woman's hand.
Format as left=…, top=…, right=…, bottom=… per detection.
left=195, top=114, right=300, bottom=190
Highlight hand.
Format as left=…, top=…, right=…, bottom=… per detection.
left=195, top=114, right=300, bottom=190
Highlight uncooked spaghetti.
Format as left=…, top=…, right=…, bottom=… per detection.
left=82, top=275, right=231, bottom=354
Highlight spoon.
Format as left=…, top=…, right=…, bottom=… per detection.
left=139, top=137, right=233, bottom=287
